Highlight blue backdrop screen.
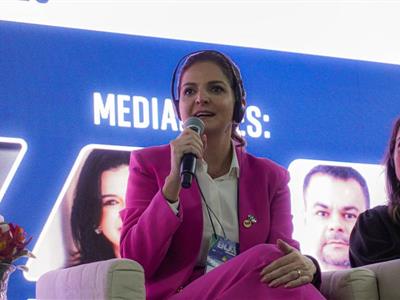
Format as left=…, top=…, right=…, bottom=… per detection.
left=1, top=20, right=399, bottom=298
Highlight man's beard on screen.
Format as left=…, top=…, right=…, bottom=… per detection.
left=320, top=231, right=351, bottom=267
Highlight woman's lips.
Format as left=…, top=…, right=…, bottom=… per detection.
left=194, top=111, right=215, bottom=117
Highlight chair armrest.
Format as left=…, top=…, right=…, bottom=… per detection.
left=36, top=258, right=145, bottom=300
left=321, top=267, right=378, bottom=300
left=361, top=258, right=400, bottom=300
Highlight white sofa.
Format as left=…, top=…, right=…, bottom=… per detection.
left=36, top=258, right=400, bottom=299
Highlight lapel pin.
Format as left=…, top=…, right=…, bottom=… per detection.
left=243, top=214, right=257, bottom=228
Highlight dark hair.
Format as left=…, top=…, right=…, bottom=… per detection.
left=70, top=148, right=130, bottom=265
left=303, top=164, right=370, bottom=209
left=384, top=117, right=400, bottom=224
left=172, top=50, right=246, bottom=146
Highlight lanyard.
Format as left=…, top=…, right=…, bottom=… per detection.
left=194, top=144, right=243, bottom=241
left=194, top=174, right=236, bottom=240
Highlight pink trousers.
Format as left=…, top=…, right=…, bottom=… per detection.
left=170, top=244, right=326, bottom=300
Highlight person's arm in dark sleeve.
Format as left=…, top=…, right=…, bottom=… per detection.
left=305, top=255, right=321, bottom=289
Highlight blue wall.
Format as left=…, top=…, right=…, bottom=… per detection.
left=1, top=20, right=399, bottom=299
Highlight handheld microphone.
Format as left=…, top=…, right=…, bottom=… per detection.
left=181, top=117, right=205, bottom=188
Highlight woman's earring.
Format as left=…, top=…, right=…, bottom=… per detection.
left=94, top=226, right=102, bottom=234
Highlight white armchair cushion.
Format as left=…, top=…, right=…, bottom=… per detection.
left=321, top=268, right=378, bottom=300
left=36, top=258, right=145, bottom=300
left=361, top=259, right=400, bottom=300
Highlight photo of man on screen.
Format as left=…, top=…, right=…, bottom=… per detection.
left=303, top=165, right=370, bottom=271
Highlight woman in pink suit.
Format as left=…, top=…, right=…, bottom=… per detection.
left=120, top=50, right=326, bottom=300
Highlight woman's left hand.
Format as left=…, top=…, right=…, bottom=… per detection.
left=260, top=239, right=316, bottom=288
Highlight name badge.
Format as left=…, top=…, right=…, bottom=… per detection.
left=205, top=234, right=239, bottom=273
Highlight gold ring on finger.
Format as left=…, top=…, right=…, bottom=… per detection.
left=296, top=269, right=302, bottom=279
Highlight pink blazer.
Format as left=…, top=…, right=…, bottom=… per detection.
left=120, top=144, right=299, bottom=300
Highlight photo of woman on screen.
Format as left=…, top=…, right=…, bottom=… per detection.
left=70, top=148, right=130, bottom=265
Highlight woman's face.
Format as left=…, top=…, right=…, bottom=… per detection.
left=99, top=165, right=129, bottom=257
left=394, top=128, right=400, bottom=181
left=179, top=61, right=235, bottom=135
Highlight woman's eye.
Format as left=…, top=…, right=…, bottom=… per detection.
left=102, top=198, right=119, bottom=206
left=183, top=88, right=195, bottom=96
left=210, top=85, right=224, bottom=93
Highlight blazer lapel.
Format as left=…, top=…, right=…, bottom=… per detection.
left=175, top=178, right=204, bottom=263
left=236, top=147, right=268, bottom=253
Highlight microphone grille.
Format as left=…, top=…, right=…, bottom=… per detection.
left=183, top=117, right=205, bottom=134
